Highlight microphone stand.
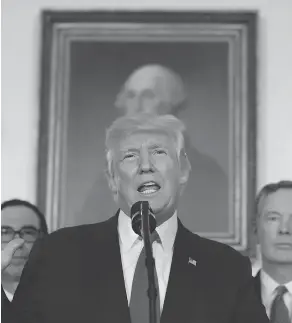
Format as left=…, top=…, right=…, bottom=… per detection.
left=141, top=202, right=159, bottom=323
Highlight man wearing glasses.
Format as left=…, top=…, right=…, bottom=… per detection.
left=1, top=199, right=48, bottom=301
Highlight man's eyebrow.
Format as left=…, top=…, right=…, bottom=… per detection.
left=1, top=225, right=39, bottom=230
left=20, top=225, right=39, bottom=230
left=120, top=147, right=140, bottom=153
left=148, top=144, right=168, bottom=150
left=120, top=143, right=167, bottom=152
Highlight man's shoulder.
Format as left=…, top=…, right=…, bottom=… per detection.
left=39, top=215, right=118, bottom=250
left=182, top=225, right=250, bottom=270
left=197, top=234, right=244, bottom=259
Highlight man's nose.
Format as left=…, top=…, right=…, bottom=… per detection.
left=138, top=150, right=154, bottom=173
left=14, top=232, right=21, bottom=239
left=279, top=215, right=292, bottom=234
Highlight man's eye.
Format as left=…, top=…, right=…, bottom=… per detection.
left=123, top=153, right=136, bottom=160
left=266, top=213, right=280, bottom=221
left=153, top=149, right=167, bottom=155
left=142, top=89, right=156, bottom=99
left=1, top=228, right=12, bottom=234
left=22, top=228, right=38, bottom=235
left=125, top=90, right=135, bottom=99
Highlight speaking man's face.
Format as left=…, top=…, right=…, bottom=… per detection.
left=257, top=188, right=292, bottom=264
left=111, top=130, right=187, bottom=224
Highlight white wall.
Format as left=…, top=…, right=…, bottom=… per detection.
left=2, top=0, right=292, bottom=203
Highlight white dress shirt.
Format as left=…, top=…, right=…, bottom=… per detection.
left=118, top=209, right=177, bottom=312
left=4, top=288, right=14, bottom=302
left=260, top=270, right=292, bottom=319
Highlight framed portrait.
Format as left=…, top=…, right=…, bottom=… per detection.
left=37, top=10, right=257, bottom=256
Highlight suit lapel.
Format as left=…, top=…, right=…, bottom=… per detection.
left=161, top=220, right=202, bottom=323
left=254, top=270, right=262, bottom=302
left=88, top=211, right=131, bottom=323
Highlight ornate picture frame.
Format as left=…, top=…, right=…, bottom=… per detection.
left=38, top=11, right=257, bottom=256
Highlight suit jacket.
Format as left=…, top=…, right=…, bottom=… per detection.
left=254, top=271, right=262, bottom=302
left=2, top=287, right=13, bottom=323
left=5, top=213, right=268, bottom=323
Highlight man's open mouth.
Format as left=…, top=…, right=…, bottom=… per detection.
left=276, top=243, right=292, bottom=248
left=137, top=181, right=161, bottom=195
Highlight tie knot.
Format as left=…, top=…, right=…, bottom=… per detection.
left=276, top=285, right=288, bottom=297
left=137, top=231, right=161, bottom=245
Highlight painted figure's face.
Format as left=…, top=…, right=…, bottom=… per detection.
left=110, top=130, right=188, bottom=224
left=1, top=206, right=41, bottom=278
left=257, top=188, right=292, bottom=264
left=116, top=66, right=184, bottom=116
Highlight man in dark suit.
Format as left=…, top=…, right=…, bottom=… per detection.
left=253, top=181, right=292, bottom=322
left=1, top=200, right=49, bottom=323
left=1, top=199, right=49, bottom=301
left=2, top=114, right=268, bottom=323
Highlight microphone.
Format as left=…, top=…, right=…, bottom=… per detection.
left=130, top=201, right=159, bottom=323
left=130, top=201, right=156, bottom=237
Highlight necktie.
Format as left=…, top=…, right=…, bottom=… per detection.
left=129, top=231, right=161, bottom=323
left=270, top=285, right=290, bottom=323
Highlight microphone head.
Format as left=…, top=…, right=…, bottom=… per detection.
left=130, top=201, right=156, bottom=236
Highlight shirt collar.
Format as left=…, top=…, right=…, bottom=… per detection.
left=118, top=209, right=139, bottom=252
left=261, top=270, right=280, bottom=301
left=118, top=209, right=178, bottom=253
left=3, top=289, right=14, bottom=302
left=261, top=269, right=292, bottom=299
left=155, top=211, right=178, bottom=253
left=287, top=280, right=292, bottom=295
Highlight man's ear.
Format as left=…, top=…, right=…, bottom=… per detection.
left=105, top=167, right=119, bottom=194
left=179, top=150, right=191, bottom=185
left=253, top=217, right=259, bottom=242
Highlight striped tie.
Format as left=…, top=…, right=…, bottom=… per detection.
left=270, top=285, right=290, bottom=323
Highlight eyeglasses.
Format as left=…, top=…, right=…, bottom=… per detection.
left=1, top=226, right=42, bottom=243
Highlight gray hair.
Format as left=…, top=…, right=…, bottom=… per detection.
left=105, top=114, right=187, bottom=177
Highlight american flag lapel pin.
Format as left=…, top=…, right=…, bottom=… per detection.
left=188, top=257, right=197, bottom=267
